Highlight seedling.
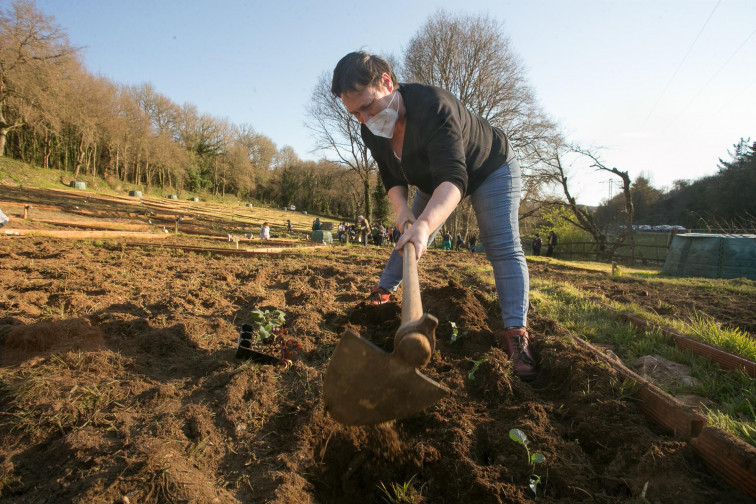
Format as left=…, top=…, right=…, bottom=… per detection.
left=449, top=321, right=459, bottom=342
left=250, top=309, right=286, bottom=343
left=509, top=428, right=546, bottom=497
left=467, top=358, right=487, bottom=380
left=237, top=309, right=301, bottom=365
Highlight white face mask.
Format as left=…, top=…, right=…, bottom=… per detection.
left=365, top=91, right=399, bottom=138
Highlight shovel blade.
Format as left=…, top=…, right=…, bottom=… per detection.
left=324, top=329, right=449, bottom=426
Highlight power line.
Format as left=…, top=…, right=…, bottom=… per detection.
left=642, top=0, right=722, bottom=127
left=713, top=75, right=756, bottom=117
left=671, top=29, right=756, bottom=123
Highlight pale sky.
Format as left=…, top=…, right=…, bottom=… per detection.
left=34, top=0, right=756, bottom=206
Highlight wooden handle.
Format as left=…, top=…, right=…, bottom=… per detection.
left=401, top=240, right=423, bottom=325
left=396, top=225, right=432, bottom=367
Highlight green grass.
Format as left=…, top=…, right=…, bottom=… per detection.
left=527, top=255, right=662, bottom=277
left=530, top=276, right=756, bottom=446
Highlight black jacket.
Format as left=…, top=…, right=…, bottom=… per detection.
left=361, top=83, right=510, bottom=198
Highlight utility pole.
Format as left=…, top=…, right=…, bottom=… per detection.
left=599, top=178, right=615, bottom=201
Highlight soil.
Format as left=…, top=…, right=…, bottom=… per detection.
left=1, top=186, right=754, bottom=503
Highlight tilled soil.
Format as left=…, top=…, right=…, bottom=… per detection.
left=0, top=189, right=754, bottom=503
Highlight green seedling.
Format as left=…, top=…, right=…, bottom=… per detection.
left=449, top=321, right=459, bottom=342
left=467, top=358, right=487, bottom=380
left=250, top=309, right=286, bottom=342
left=509, top=428, right=546, bottom=497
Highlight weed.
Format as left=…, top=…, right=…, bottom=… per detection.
left=188, top=436, right=210, bottom=460
left=378, top=474, right=424, bottom=504
left=509, top=428, right=546, bottom=497
left=610, top=376, right=639, bottom=400
left=467, top=358, right=487, bottom=380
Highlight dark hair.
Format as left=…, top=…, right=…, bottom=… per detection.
left=331, top=51, right=397, bottom=98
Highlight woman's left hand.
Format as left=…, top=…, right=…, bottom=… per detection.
left=394, top=220, right=430, bottom=261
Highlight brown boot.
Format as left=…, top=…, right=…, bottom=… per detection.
left=504, top=328, right=537, bottom=381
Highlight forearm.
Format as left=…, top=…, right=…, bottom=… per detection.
left=387, top=185, right=409, bottom=214
left=415, top=182, right=462, bottom=233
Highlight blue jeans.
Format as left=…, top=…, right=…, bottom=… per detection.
left=378, top=156, right=529, bottom=328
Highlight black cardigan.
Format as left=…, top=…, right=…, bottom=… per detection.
left=361, top=83, right=510, bottom=197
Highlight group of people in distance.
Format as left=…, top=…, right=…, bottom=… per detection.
left=531, top=230, right=557, bottom=257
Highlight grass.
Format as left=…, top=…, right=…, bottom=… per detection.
left=527, top=255, right=661, bottom=277
left=0, top=351, right=129, bottom=438
left=530, top=276, right=756, bottom=446
left=0, top=156, right=338, bottom=232
left=378, top=475, right=424, bottom=504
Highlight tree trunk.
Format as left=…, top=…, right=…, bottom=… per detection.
left=92, top=142, right=97, bottom=176
left=0, top=127, right=8, bottom=158
left=73, top=135, right=86, bottom=178
left=42, top=133, right=51, bottom=169
left=363, top=179, right=372, bottom=222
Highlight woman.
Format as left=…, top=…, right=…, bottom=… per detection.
left=331, top=51, right=535, bottom=380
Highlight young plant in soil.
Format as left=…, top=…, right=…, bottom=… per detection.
left=467, top=358, right=487, bottom=380
left=250, top=309, right=286, bottom=343
left=448, top=321, right=468, bottom=343
left=449, top=321, right=459, bottom=342
left=509, top=428, right=546, bottom=497
left=238, top=309, right=302, bottom=365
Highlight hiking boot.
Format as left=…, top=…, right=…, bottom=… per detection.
left=369, top=285, right=392, bottom=305
left=504, top=328, right=537, bottom=381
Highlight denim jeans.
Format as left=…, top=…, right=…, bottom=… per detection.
left=378, top=155, right=529, bottom=328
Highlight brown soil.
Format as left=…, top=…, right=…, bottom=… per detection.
left=0, top=187, right=754, bottom=503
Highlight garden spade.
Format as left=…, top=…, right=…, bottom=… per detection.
left=323, top=234, right=450, bottom=426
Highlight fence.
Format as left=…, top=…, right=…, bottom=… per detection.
left=541, top=241, right=670, bottom=265
left=522, top=231, right=678, bottom=266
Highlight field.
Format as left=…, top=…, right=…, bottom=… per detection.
left=1, top=182, right=755, bottom=503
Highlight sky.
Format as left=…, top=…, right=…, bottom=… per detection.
left=32, top=0, right=756, bottom=206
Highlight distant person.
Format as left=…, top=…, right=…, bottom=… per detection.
left=377, top=223, right=387, bottom=246
left=455, top=233, right=465, bottom=251
left=442, top=230, right=452, bottom=251
left=260, top=222, right=270, bottom=241
left=312, top=218, right=321, bottom=231
left=547, top=230, right=557, bottom=256
left=287, top=219, right=293, bottom=233
left=357, top=215, right=370, bottom=246
left=468, top=234, right=477, bottom=253
left=332, top=50, right=534, bottom=379
left=532, top=234, right=542, bottom=256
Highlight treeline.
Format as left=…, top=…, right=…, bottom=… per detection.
left=0, top=0, right=366, bottom=218
left=594, top=139, right=756, bottom=231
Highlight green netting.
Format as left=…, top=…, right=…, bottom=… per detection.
left=662, top=234, right=756, bottom=280
left=311, top=230, right=333, bottom=244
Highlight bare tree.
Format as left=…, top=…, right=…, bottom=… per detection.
left=403, top=11, right=558, bottom=163
left=403, top=11, right=559, bottom=236
left=0, top=0, right=78, bottom=156
left=539, top=141, right=635, bottom=260
left=306, top=72, right=376, bottom=220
